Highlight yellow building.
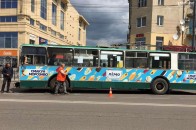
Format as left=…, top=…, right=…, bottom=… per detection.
left=0, top=0, right=89, bottom=67
left=128, top=0, right=186, bottom=50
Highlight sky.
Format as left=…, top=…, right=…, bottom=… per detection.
left=70, top=0, right=129, bottom=46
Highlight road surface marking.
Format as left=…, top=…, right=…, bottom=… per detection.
left=145, top=97, right=170, bottom=100
left=180, top=98, right=196, bottom=100
left=0, top=99, right=196, bottom=108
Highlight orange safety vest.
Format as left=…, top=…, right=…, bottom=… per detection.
left=56, top=67, right=66, bottom=82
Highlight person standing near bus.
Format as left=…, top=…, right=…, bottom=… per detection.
left=1, top=63, right=13, bottom=93
left=55, top=63, right=68, bottom=95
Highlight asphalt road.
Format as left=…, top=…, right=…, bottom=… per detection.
left=0, top=81, right=196, bottom=130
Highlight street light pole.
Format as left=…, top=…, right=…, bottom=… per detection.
left=192, top=0, right=196, bottom=51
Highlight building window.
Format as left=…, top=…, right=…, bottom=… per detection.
left=137, top=17, right=146, bottom=27
left=158, top=0, right=164, bottom=6
left=0, top=0, right=17, bottom=8
left=78, top=28, right=81, bottom=41
left=29, top=34, right=36, bottom=44
left=135, top=37, right=146, bottom=47
left=0, top=16, right=17, bottom=22
left=60, top=11, right=64, bottom=30
left=52, top=3, right=57, bottom=25
left=31, top=0, right=35, bottom=12
left=60, top=34, right=64, bottom=39
left=157, top=15, right=164, bottom=26
left=40, top=23, right=47, bottom=31
left=30, top=18, right=34, bottom=26
left=51, top=29, right=56, bottom=36
left=138, top=0, right=147, bottom=7
left=61, top=2, right=66, bottom=10
left=30, top=39, right=35, bottom=44
left=40, top=0, right=47, bottom=20
left=156, top=37, right=164, bottom=50
left=0, top=56, right=17, bottom=68
left=0, top=32, right=18, bottom=48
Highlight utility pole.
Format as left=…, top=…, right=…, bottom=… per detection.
left=182, top=0, right=185, bottom=45
left=128, top=0, right=132, bottom=49
left=192, top=0, right=196, bottom=51
left=128, top=0, right=132, bottom=32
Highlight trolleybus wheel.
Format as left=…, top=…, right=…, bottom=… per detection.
left=49, top=77, right=57, bottom=93
left=151, top=78, right=169, bottom=95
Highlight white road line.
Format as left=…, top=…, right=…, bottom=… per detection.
left=0, top=99, right=196, bottom=108
left=180, top=98, right=196, bottom=100
left=145, top=97, right=170, bottom=100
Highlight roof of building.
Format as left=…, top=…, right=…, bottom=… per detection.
left=79, top=15, right=90, bottom=25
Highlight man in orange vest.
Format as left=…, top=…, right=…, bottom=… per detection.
left=55, top=63, right=68, bottom=95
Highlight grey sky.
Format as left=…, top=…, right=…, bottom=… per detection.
left=70, top=0, right=129, bottom=46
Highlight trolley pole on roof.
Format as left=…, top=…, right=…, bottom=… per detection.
left=192, top=0, right=196, bottom=51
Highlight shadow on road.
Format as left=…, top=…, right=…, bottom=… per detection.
left=10, top=88, right=51, bottom=94
left=169, top=90, right=196, bottom=95
left=1, top=81, right=196, bottom=95
left=9, top=87, right=196, bottom=95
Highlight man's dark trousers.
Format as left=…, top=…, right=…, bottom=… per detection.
left=1, top=77, right=11, bottom=92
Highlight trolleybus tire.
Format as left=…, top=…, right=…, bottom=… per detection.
left=49, top=77, right=57, bottom=93
left=150, top=78, right=169, bottom=95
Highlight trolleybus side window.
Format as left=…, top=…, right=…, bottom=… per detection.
left=125, top=51, right=148, bottom=68
left=21, top=46, right=47, bottom=65
left=47, top=47, right=73, bottom=66
left=149, top=53, right=171, bottom=69
left=73, top=49, right=98, bottom=67
left=178, top=53, right=196, bottom=70
left=100, top=51, right=124, bottom=68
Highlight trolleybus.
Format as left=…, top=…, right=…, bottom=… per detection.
left=18, top=44, right=196, bottom=94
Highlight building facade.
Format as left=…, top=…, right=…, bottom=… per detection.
left=0, top=0, right=89, bottom=67
left=128, top=0, right=190, bottom=50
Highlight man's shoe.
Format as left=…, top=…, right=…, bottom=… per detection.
left=63, top=92, right=69, bottom=95
left=1, top=91, right=4, bottom=93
